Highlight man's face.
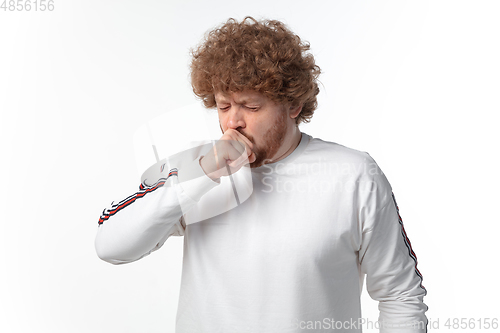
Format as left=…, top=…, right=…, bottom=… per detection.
left=215, top=90, right=291, bottom=168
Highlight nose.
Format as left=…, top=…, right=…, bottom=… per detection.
left=225, top=106, right=245, bottom=130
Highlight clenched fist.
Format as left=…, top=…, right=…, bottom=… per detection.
left=200, top=129, right=257, bottom=181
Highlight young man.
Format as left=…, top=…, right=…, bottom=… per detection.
left=95, top=17, right=428, bottom=332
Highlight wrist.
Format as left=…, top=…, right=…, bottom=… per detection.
left=199, top=156, right=220, bottom=182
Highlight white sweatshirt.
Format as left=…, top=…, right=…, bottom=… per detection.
left=95, top=132, right=428, bottom=333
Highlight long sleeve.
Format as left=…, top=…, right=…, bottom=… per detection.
left=95, top=145, right=220, bottom=265
left=358, top=154, right=428, bottom=333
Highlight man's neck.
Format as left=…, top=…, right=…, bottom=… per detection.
left=269, top=128, right=302, bottom=164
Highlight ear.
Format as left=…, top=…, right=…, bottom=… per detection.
left=289, top=105, right=303, bottom=119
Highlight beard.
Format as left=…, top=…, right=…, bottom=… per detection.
left=219, top=111, right=288, bottom=168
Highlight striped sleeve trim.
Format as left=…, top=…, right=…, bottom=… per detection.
left=391, top=192, right=427, bottom=295
left=98, top=169, right=178, bottom=225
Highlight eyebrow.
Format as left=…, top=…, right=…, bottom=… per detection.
left=215, top=97, right=261, bottom=105
left=215, top=98, right=230, bottom=104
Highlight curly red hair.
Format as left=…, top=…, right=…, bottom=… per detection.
left=190, top=17, right=321, bottom=125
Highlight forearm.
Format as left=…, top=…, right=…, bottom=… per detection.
left=95, top=154, right=220, bottom=264
left=95, top=177, right=185, bottom=264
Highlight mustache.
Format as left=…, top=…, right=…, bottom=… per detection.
left=237, top=129, right=254, bottom=143
left=219, top=124, right=255, bottom=144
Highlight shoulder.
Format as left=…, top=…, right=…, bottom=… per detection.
left=303, top=134, right=392, bottom=201
left=304, top=134, right=374, bottom=166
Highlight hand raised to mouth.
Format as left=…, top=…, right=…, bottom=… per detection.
left=200, top=129, right=257, bottom=181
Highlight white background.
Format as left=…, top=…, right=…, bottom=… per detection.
left=1, top=0, right=499, bottom=332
